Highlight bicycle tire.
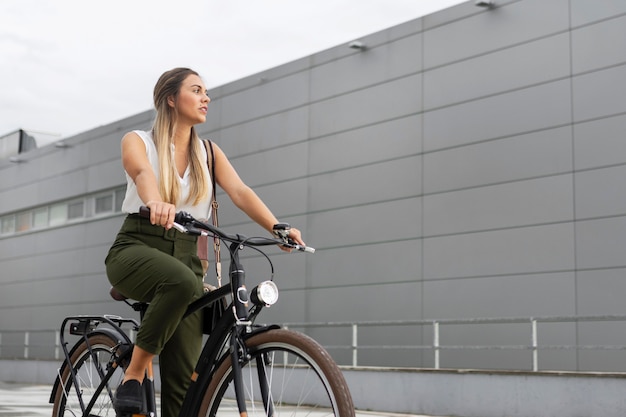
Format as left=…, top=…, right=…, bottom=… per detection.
left=197, top=328, right=355, bottom=417
left=51, top=333, right=127, bottom=417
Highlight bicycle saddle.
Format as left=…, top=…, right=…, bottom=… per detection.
left=109, top=287, right=128, bottom=301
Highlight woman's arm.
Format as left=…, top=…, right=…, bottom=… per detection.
left=121, top=132, right=176, bottom=228
left=211, top=142, right=304, bottom=246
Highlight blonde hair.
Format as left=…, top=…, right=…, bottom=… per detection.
left=152, top=68, right=208, bottom=205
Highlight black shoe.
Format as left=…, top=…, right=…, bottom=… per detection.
left=113, top=379, right=143, bottom=414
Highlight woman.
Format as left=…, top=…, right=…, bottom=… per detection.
left=105, top=67, right=304, bottom=417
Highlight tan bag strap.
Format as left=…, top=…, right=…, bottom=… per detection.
left=204, top=140, right=222, bottom=287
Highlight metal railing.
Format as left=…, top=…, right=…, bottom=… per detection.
left=283, top=314, right=626, bottom=371
left=3, top=314, right=626, bottom=371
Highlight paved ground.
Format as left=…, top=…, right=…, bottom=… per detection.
left=0, top=383, right=52, bottom=416
left=0, top=382, right=433, bottom=417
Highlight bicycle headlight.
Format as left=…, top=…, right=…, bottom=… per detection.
left=251, top=281, right=279, bottom=307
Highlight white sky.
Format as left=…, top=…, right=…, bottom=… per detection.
left=0, top=0, right=466, bottom=146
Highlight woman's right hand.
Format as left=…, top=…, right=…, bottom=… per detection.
left=146, top=200, right=177, bottom=229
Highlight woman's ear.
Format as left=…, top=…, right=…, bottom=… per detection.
left=167, top=95, right=176, bottom=108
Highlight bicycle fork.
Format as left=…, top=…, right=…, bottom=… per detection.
left=230, top=330, right=248, bottom=416
left=230, top=329, right=275, bottom=417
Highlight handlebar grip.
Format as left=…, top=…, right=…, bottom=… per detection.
left=297, top=245, right=316, bottom=254
left=139, top=206, right=150, bottom=219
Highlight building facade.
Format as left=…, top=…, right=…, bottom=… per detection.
left=1, top=0, right=626, bottom=371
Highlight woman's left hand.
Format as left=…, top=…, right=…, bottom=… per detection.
left=280, top=227, right=305, bottom=253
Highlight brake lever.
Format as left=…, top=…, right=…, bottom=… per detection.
left=172, top=223, right=188, bottom=233
left=183, top=225, right=205, bottom=236
left=273, top=223, right=315, bottom=253
left=272, top=223, right=291, bottom=240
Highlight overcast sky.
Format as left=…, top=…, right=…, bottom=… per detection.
left=1, top=0, right=466, bottom=146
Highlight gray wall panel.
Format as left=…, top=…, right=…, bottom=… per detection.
left=31, top=248, right=107, bottom=281
left=310, top=74, right=422, bottom=138
left=36, top=171, right=89, bottom=204
left=214, top=179, right=308, bottom=226
left=220, top=57, right=311, bottom=97
left=0, top=182, right=38, bottom=214
left=570, top=0, right=626, bottom=26
left=87, top=159, right=125, bottom=191
left=2, top=251, right=83, bottom=284
left=573, top=64, right=626, bottom=121
left=258, top=289, right=308, bottom=324
left=423, top=272, right=576, bottom=319
left=308, top=156, right=421, bottom=213
left=309, top=115, right=421, bottom=175
left=307, top=281, right=422, bottom=322
left=424, top=33, right=570, bottom=110
left=0, top=272, right=104, bottom=309
left=424, top=126, right=572, bottom=193
left=423, top=0, right=569, bottom=69
left=576, top=218, right=626, bottom=270
left=575, top=165, right=626, bottom=219
left=310, top=241, right=422, bottom=288
left=229, top=142, right=308, bottom=187
left=308, top=199, right=422, bottom=248
left=577, top=268, right=626, bottom=315
left=424, top=175, right=574, bottom=236
left=311, top=33, right=422, bottom=101
left=237, top=253, right=307, bottom=291
left=422, top=0, right=516, bottom=29
left=574, top=114, right=626, bottom=170
left=423, top=80, right=572, bottom=152
left=86, top=134, right=122, bottom=163
left=38, top=147, right=89, bottom=180
left=571, top=15, right=626, bottom=74
left=215, top=107, right=309, bottom=156
left=220, top=72, right=310, bottom=126
left=424, top=224, right=575, bottom=280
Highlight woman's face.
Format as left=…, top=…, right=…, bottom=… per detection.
left=172, top=74, right=210, bottom=126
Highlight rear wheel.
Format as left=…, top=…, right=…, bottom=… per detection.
left=51, top=334, right=127, bottom=417
left=198, top=328, right=355, bottom=417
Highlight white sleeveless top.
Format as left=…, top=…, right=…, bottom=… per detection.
left=121, top=130, right=212, bottom=220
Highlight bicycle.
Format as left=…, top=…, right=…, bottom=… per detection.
left=49, top=207, right=355, bottom=417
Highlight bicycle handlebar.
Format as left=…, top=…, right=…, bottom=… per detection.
left=138, top=206, right=315, bottom=253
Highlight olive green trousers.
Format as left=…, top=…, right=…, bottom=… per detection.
left=105, top=214, right=204, bottom=417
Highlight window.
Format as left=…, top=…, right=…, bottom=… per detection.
left=1, top=215, right=15, bottom=234
left=0, top=186, right=126, bottom=237
left=17, top=212, right=32, bottom=232
left=33, top=207, right=48, bottom=229
left=49, top=203, right=67, bottom=226
left=67, top=201, right=84, bottom=220
left=95, top=194, right=113, bottom=214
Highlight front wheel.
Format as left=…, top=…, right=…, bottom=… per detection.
left=198, top=328, right=355, bottom=417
